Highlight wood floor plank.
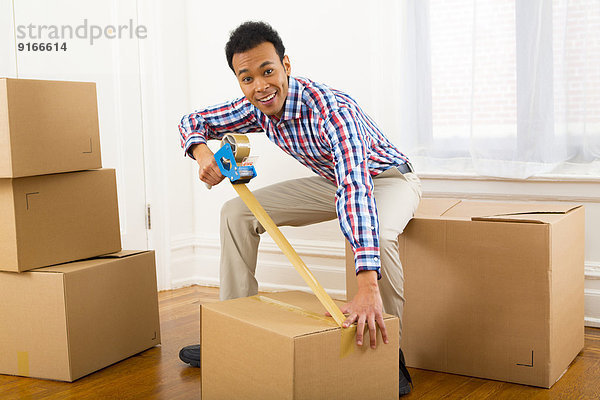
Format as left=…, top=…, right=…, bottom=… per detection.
left=1, top=285, right=599, bottom=399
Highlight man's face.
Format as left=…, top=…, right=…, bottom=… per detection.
left=232, top=42, right=291, bottom=118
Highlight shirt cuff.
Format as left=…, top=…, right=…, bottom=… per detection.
left=183, top=135, right=207, bottom=160
left=354, top=247, right=381, bottom=279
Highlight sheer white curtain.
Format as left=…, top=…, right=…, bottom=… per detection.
left=399, top=0, right=600, bottom=179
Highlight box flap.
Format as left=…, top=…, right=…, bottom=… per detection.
left=441, top=200, right=582, bottom=224
left=32, top=251, right=152, bottom=274
left=96, top=250, right=148, bottom=258
left=414, top=198, right=462, bottom=218
left=203, top=291, right=394, bottom=339
left=472, top=214, right=570, bottom=224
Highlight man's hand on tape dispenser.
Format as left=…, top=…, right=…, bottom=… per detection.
left=191, top=143, right=225, bottom=187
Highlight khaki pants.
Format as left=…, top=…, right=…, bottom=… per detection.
left=219, top=168, right=422, bottom=339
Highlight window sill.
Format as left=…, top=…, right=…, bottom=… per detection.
left=418, top=172, right=600, bottom=183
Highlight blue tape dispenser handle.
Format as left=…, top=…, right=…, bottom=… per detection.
left=206, top=142, right=257, bottom=189
left=215, top=143, right=242, bottom=181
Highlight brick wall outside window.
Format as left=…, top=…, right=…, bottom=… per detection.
left=429, top=0, right=599, bottom=149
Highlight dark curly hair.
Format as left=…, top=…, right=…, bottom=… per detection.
left=225, top=21, right=286, bottom=72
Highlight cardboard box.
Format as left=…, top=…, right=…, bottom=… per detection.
left=0, top=250, right=161, bottom=382
left=0, top=168, right=121, bottom=272
left=201, top=290, right=399, bottom=400
left=346, top=198, right=585, bottom=388
left=0, top=78, right=102, bottom=178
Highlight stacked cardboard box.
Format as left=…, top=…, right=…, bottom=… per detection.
left=0, top=78, right=161, bottom=381
left=346, top=198, right=585, bottom=388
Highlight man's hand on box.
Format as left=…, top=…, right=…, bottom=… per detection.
left=192, top=143, right=225, bottom=187
left=327, top=270, right=389, bottom=349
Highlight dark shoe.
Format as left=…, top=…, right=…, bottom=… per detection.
left=179, top=344, right=201, bottom=367
left=399, top=348, right=412, bottom=396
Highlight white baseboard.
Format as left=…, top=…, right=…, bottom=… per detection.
left=170, top=276, right=220, bottom=289
left=585, top=263, right=600, bottom=281
left=585, top=317, right=600, bottom=328
left=170, top=275, right=346, bottom=301
left=170, top=234, right=345, bottom=257
left=169, top=233, right=346, bottom=299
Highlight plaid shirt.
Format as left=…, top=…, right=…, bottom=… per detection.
left=178, top=76, right=410, bottom=277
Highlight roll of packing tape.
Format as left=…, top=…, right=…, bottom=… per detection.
left=222, top=133, right=251, bottom=162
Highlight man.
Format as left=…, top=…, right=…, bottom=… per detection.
left=178, top=21, right=421, bottom=396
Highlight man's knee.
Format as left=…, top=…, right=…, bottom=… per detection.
left=221, top=197, right=247, bottom=221
left=220, top=197, right=260, bottom=233
left=379, top=229, right=400, bottom=253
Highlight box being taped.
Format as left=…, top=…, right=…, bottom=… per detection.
left=201, top=290, right=399, bottom=400
left=0, top=78, right=102, bottom=178
left=0, top=250, right=161, bottom=382
left=347, top=198, right=584, bottom=388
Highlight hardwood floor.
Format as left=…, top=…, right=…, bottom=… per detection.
left=1, top=285, right=598, bottom=399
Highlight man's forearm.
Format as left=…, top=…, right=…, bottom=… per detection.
left=190, top=143, right=209, bottom=161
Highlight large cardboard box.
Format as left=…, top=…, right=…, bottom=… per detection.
left=346, top=198, right=585, bottom=388
left=201, top=290, right=400, bottom=400
left=0, top=250, right=161, bottom=382
left=0, top=168, right=121, bottom=272
left=0, top=78, right=102, bottom=178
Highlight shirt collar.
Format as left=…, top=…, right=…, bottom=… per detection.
left=279, top=76, right=303, bottom=121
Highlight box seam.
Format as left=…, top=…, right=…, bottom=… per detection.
left=442, top=219, right=448, bottom=370
left=5, top=81, right=14, bottom=176
left=96, top=250, right=147, bottom=259
left=209, top=307, right=337, bottom=338
left=292, top=338, right=297, bottom=400
left=546, top=223, right=553, bottom=386
left=487, top=209, right=579, bottom=217
left=472, top=217, right=547, bottom=224
left=206, top=303, right=396, bottom=339
left=62, top=273, right=74, bottom=381
left=7, top=81, right=14, bottom=176
left=10, top=180, right=20, bottom=269
left=92, top=84, right=102, bottom=167
left=40, top=256, right=123, bottom=273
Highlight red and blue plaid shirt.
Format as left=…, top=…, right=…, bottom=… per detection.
left=179, top=76, right=410, bottom=276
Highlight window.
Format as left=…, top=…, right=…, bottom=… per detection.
left=413, top=0, right=600, bottom=177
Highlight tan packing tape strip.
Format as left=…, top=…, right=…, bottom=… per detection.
left=253, top=296, right=355, bottom=358
left=233, top=184, right=347, bottom=327
left=17, top=351, right=29, bottom=376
